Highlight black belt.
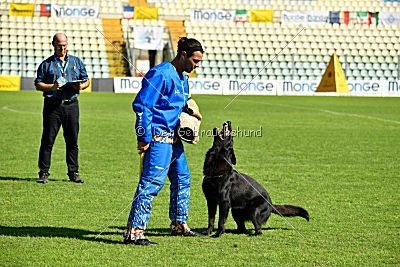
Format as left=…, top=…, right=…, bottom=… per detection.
left=62, top=98, right=78, bottom=105
left=45, top=97, right=78, bottom=105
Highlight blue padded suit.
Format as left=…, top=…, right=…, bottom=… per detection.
left=127, top=61, right=191, bottom=230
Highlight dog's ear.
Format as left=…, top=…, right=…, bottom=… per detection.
left=231, top=148, right=236, bottom=165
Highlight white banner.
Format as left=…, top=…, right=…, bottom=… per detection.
left=281, top=10, right=329, bottom=24
left=379, top=11, right=400, bottom=26
left=382, top=80, right=400, bottom=97
left=188, top=78, right=224, bottom=95
left=134, top=26, right=164, bottom=50
left=347, top=80, right=385, bottom=97
left=278, top=80, right=318, bottom=96
left=51, top=4, right=99, bottom=18
left=190, top=9, right=236, bottom=22
left=113, top=77, right=400, bottom=97
left=114, top=77, right=143, bottom=93
left=223, top=79, right=278, bottom=95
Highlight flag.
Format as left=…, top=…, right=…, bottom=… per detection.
left=40, top=4, right=51, bottom=17
left=343, top=11, right=350, bottom=25
left=368, top=12, right=379, bottom=25
left=357, top=11, right=369, bottom=25
left=9, top=3, right=34, bottom=17
left=123, top=6, right=134, bottom=19
left=134, top=26, right=164, bottom=50
left=329, top=11, right=340, bottom=24
left=249, top=9, right=273, bottom=23
left=379, top=11, right=400, bottom=26
left=235, top=10, right=247, bottom=24
left=134, top=7, right=158, bottom=20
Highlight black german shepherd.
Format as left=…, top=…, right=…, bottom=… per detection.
left=202, top=121, right=309, bottom=237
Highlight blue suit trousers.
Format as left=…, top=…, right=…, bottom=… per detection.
left=127, top=140, right=191, bottom=230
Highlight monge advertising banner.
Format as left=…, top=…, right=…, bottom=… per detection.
left=347, top=80, right=385, bottom=97
left=114, top=77, right=143, bottom=93
left=51, top=4, right=99, bottom=18
left=190, top=9, right=236, bottom=22
left=382, top=80, right=400, bottom=97
left=188, top=78, right=224, bottom=95
left=113, top=77, right=400, bottom=97
left=223, top=79, right=278, bottom=95
left=281, top=10, right=329, bottom=24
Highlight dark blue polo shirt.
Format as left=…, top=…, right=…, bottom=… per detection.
left=35, top=53, right=89, bottom=100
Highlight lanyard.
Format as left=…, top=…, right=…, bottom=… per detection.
left=54, top=54, right=69, bottom=78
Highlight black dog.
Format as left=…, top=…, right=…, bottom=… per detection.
left=202, top=121, right=309, bottom=237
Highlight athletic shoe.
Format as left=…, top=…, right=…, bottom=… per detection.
left=69, top=172, right=84, bottom=183
left=123, top=227, right=158, bottom=246
left=170, top=222, right=204, bottom=237
left=37, top=172, right=49, bottom=184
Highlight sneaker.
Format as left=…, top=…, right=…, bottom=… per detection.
left=68, top=172, right=84, bottom=183
left=37, top=172, right=49, bottom=184
left=123, top=227, right=158, bottom=246
left=132, top=239, right=158, bottom=246
left=170, top=222, right=204, bottom=237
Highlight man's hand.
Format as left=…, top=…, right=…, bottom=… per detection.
left=52, top=80, right=62, bottom=91
left=74, top=80, right=90, bottom=91
left=137, top=141, right=150, bottom=154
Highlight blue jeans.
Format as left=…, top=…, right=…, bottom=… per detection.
left=126, top=140, right=191, bottom=230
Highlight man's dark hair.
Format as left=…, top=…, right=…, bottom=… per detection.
left=177, top=37, right=204, bottom=57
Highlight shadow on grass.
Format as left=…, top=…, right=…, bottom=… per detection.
left=0, top=176, right=72, bottom=183
left=0, top=225, right=122, bottom=244
left=107, top=225, right=290, bottom=237
left=0, top=176, right=39, bottom=182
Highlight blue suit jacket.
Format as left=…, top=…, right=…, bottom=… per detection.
left=132, top=62, right=189, bottom=143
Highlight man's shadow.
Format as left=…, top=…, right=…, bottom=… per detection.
left=111, top=226, right=289, bottom=237
left=0, top=225, right=121, bottom=244
left=0, top=176, right=38, bottom=182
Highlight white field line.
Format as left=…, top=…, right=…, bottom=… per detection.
left=1, top=105, right=38, bottom=115
left=236, top=100, right=400, bottom=125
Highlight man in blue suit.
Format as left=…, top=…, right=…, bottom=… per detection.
left=124, top=38, right=204, bottom=246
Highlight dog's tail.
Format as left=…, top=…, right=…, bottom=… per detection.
left=272, top=205, right=309, bottom=221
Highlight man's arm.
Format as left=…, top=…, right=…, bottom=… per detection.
left=132, top=69, right=164, bottom=145
left=75, top=57, right=90, bottom=91
left=72, top=79, right=90, bottom=91
left=35, top=81, right=61, bottom=92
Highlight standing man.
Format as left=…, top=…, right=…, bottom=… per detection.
left=35, top=33, right=90, bottom=184
left=123, top=37, right=204, bottom=246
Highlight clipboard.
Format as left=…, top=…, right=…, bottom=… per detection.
left=61, top=80, right=86, bottom=88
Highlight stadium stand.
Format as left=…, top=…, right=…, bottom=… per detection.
left=185, top=20, right=399, bottom=80
left=0, top=0, right=399, bottom=81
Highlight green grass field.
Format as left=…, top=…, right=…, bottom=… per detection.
left=1, top=91, right=399, bottom=265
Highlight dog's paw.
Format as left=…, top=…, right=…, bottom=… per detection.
left=248, top=231, right=262, bottom=236
left=203, top=228, right=214, bottom=236
left=210, top=231, right=223, bottom=238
